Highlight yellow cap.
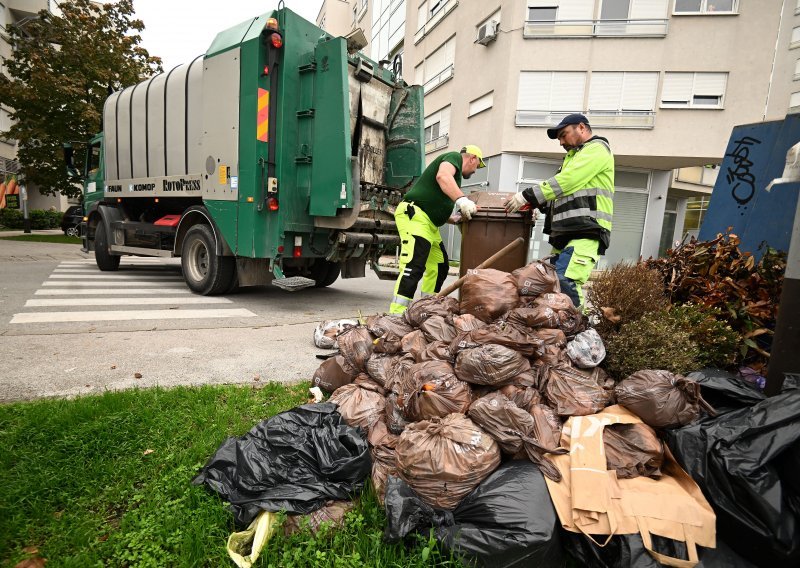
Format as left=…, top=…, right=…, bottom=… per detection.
left=461, top=145, right=486, bottom=168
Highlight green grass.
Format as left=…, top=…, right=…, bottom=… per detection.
left=0, top=234, right=81, bottom=244
left=0, top=383, right=461, bottom=568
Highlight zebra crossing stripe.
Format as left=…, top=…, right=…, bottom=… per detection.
left=26, top=297, right=232, bottom=307
left=41, top=281, right=186, bottom=287
left=47, top=274, right=184, bottom=280
left=10, top=308, right=256, bottom=324
left=35, top=288, right=192, bottom=295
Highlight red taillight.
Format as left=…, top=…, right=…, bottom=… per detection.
left=293, top=246, right=302, bottom=258
left=277, top=245, right=284, bottom=253
left=262, top=65, right=269, bottom=76
left=267, top=197, right=279, bottom=211
left=270, top=33, right=283, bottom=49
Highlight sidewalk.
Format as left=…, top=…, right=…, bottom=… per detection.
left=0, top=228, right=65, bottom=237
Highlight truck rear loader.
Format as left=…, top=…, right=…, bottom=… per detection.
left=80, top=7, right=424, bottom=294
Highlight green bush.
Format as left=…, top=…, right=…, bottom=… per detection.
left=0, top=207, right=23, bottom=229
left=604, top=310, right=702, bottom=380
left=46, top=209, right=63, bottom=228
left=669, top=303, right=739, bottom=369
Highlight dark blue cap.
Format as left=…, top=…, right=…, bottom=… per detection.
left=547, top=113, right=590, bottom=139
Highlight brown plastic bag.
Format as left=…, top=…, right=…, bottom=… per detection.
left=614, top=370, right=713, bottom=429
left=604, top=422, right=664, bottom=479
left=283, top=501, right=354, bottom=535
left=417, top=341, right=453, bottom=363
left=454, top=344, right=531, bottom=386
left=453, top=313, right=486, bottom=333
left=419, top=315, right=458, bottom=343
left=468, top=392, right=566, bottom=481
left=368, top=315, right=414, bottom=355
left=329, top=377, right=386, bottom=433
left=337, top=326, right=374, bottom=372
left=544, top=364, right=613, bottom=417
left=530, top=403, right=563, bottom=449
left=404, top=296, right=459, bottom=328
left=312, top=355, right=357, bottom=394
left=368, top=422, right=398, bottom=506
left=365, top=353, right=395, bottom=387
left=401, top=360, right=472, bottom=421
left=449, top=323, right=546, bottom=358
left=400, top=330, right=428, bottom=360
left=460, top=268, right=519, bottom=323
left=512, top=260, right=561, bottom=297
left=396, top=414, right=501, bottom=510
left=497, top=383, right=542, bottom=411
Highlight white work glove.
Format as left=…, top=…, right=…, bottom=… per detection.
left=455, top=196, right=477, bottom=221
left=505, top=192, right=529, bottom=213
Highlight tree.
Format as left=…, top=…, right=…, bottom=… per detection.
left=0, top=0, right=162, bottom=198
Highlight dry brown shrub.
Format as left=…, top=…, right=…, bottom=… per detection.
left=587, top=262, right=668, bottom=337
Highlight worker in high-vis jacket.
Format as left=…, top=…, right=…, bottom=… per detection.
left=389, top=145, right=485, bottom=314
left=506, top=114, right=614, bottom=308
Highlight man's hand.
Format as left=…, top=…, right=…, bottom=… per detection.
left=455, top=196, right=477, bottom=220
left=505, top=192, right=529, bottom=213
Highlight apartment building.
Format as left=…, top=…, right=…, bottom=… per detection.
left=0, top=0, right=67, bottom=211
left=321, top=1, right=794, bottom=265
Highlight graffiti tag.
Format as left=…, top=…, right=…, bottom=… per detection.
left=725, top=136, right=761, bottom=205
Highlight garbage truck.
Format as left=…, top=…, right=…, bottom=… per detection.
left=79, top=7, right=424, bottom=294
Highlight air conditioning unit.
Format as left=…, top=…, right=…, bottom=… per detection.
left=476, top=20, right=499, bottom=45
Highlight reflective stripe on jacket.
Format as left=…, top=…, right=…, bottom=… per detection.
left=524, top=136, right=614, bottom=243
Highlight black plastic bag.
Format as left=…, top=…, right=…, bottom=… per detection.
left=193, top=402, right=371, bottom=527
left=663, top=389, right=800, bottom=567
left=685, top=368, right=765, bottom=415
left=562, top=531, right=757, bottom=568
left=385, top=461, right=565, bottom=567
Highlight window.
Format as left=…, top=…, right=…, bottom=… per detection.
left=683, top=196, right=710, bottom=233
left=469, top=92, right=494, bottom=117
left=790, top=92, right=800, bottom=110
left=793, top=27, right=800, bottom=49
left=0, top=3, right=6, bottom=33
left=420, top=36, right=455, bottom=93
left=674, top=0, right=737, bottom=14
left=424, top=106, right=450, bottom=153
left=415, top=0, right=457, bottom=43
left=661, top=72, right=727, bottom=109
left=516, top=71, right=586, bottom=125
left=587, top=72, right=658, bottom=126
left=528, top=6, right=557, bottom=20
left=371, top=0, right=406, bottom=62
left=601, top=0, right=630, bottom=20
left=795, top=59, right=800, bottom=80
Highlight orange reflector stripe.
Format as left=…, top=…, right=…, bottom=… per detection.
left=257, top=88, right=269, bottom=142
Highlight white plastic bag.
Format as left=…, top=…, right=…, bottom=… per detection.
left=313, top=319, right=358, bottom=349
left=566, top=328, right=606, bottom=368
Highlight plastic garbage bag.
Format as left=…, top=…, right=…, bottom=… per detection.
left=685, top=368, right=765, bottom=415
left=449, top=322, right=558, bottom=358
left=603, top=422, right=663, bottom=479
left=404, top=296, right=459, bottom=328
left=417, top=340, right=453, bottom=363
left=368, top=314, right=414, bottom=355
left=312, top=354, right=357, bottom=394
left=329, top=377, right=386, bottom=434
left=395, top=413, right=500, bottom=510
left=460, top=268, right=519, bottom=323
left=282, top=501, right=354, bottom=535
left=510, top=293, right=584, bottom=335
left=226, top=510, right=279, bottom=568
left=420, top=314, right=458, bottom=343
left=615, top=370, right=714, bottom=429
left=313, top=319, right=358, bottom=349
left=193, top=402, right=370, bottom=527
left=663, top=388, right=800, bottom=567
left=454, top=343, right=531, bottom=386
left=384, top=461, right=567, bottom=567
left=400, top=360, right=472, bottom=422
left=336, top=326, right=374, bottom=372
left=544, top=364, right=613, bottom=417
left=400, top=329, right=428, bottom=360
left=453, top=313, right=486, bottom=333
left=365, top=353, right=394, bottom=387
left=368, top=422, right=398, bottom=506
left=511, top=260, right=561, bottom=297
left=567, top=328, right=606, bottom=368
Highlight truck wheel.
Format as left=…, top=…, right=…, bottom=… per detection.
left=94, top=222, right=120, bottom=271
left=181, top=224, right=235, bottom=295
left=311, top=259, right=340, bottom=288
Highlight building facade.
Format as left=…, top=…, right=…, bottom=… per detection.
left=321, top=1, right=795, bottom=265
left=1, top=0, right=69, bottom=212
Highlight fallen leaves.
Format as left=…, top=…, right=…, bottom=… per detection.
left=134, top=373, right=142, bottom=379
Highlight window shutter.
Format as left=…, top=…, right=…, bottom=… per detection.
left=662, top=73, right=693, bottom=103
left=795, top=59, right=800, bottom=76
left=469, top=92, right=494, bottom=116
left=792, top=26, right=800, bottom=44
left=622, top=72, right=658, bottom=110
left=425, top=43, right=446, bottom=80
left=558, top=0, right=593, bottom=20
left=518, top=72, right=551, bottom=110
left=417, top=4, right=427, bottom=30
left=444, top=37, right=455, bottom=67
left=424, top=110, right=441, bottom=129
left=791, top=92, right=800, bottom=108
left=589, top=72, right=623, bottom=111
left=551, top=72, right=585, bottom=111
left=528, top=0, right=561, bottom=7
left=440, top=106, right=451, bottom=134
left=630, top=0, right=668, bottom=19
left=693, top=73, right=727, bottom=96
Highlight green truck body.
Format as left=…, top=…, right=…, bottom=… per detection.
left=82, top=7, right=423, bottom=294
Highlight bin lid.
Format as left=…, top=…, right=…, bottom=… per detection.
left=467, top=191, right=532, bottom=221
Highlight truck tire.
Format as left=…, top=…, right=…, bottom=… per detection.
left=94, top=222, right=120, bottom=271
left=311, top=259, right=340, bottom=288
left=181, top=224, right=235, bottom=295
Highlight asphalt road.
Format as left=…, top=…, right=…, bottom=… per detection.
left=0, top=235, right=456, bottom=402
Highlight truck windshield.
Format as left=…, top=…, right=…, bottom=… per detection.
left=86, top=142, right=101, bottom=177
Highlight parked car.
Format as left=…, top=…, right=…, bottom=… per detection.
left=61, top=205, right=83, bottom=237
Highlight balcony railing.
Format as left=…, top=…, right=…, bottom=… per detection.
left=425, top=134, right=449, bottom=154
left=414, top=0, right=458, bottom=44
left=523, top=18, right=668, bottom=38
left=516, top=109, right=656, bottom=128
left=423, top=64, right=454, bottom=94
